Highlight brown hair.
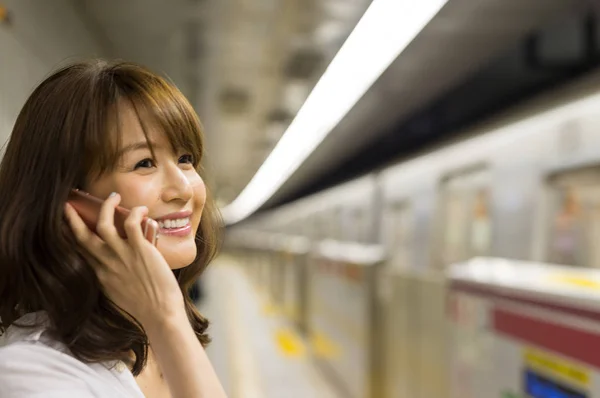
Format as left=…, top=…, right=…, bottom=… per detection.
left=0, top=59, right=221, bottom=375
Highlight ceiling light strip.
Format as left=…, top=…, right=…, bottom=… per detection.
left=221, top=0, right=449, bottom=225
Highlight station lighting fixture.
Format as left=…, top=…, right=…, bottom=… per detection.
left=221, top=0, right=449, bottom=225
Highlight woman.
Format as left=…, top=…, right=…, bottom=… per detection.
left=0, top=59, right=227, bottom=397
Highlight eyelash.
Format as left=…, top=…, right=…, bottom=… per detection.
left=133, top=154, right=194, bottom=170
left=179, top=154, right=194, bottom=164
left=134, top=158, right=155, bottom=169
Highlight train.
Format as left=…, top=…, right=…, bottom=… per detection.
left=225, top=67, right=600, bottom=398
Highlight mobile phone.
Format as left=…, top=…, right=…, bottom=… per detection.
left=67, top=189, right=159, bottom=246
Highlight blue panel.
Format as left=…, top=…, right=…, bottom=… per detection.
left=523, top=369, right=587, bottom=398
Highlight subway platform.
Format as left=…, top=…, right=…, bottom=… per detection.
left=198, top=255, right=339, bottom=398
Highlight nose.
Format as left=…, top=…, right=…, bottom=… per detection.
left=161, top=163, right=193, bottom=203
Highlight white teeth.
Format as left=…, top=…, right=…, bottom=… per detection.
left=158, top=217, right=190, bottom=229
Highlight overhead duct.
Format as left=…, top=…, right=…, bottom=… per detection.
left=283, top=46, right=324, bottom=80
left=267, top=108, right=293, bottom=124
left=219, top=87, right=251, bottom=116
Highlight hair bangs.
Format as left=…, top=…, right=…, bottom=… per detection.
left=83, top=64, right=205, bottom=183
left=79, top=73, right=122, bottom=183
left=120, top=72, right=204, bottom=170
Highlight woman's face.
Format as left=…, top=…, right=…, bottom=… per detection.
left=85, top=102, right=206, bottom=269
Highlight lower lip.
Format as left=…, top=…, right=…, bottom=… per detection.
left=158, top=223, right=192, bottom=237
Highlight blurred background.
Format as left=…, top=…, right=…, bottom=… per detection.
left=5, top=0, right=600, bottom=397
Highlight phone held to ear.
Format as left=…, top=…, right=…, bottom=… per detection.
left=67, top=189, right=159, bottom=246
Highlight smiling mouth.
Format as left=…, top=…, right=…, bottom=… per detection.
left=156, top=217, right=192, bottom=237
left=157, top=217, right=190, bottom=229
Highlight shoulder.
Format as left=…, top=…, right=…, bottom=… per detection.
left=0, top=312, right=144, bottom=397
left=0, top=343, right=96, bottom=396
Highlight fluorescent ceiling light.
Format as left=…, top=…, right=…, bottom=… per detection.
left=221, top=0, right=448, bottom=225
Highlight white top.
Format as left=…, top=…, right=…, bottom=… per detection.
left=0, top=312, right=145, bottom=397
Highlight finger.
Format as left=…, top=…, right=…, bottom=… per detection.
left=96, top=192, right=127, bottom=252
left=64, top=202, right=105, bottom=258
left=76, top=247, right=112, bottom=296
left=124, top=205, right=150, bottom=248
left=76, top=244, right=105, bottom=272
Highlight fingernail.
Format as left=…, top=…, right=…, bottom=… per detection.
left=109, top=192, right=117, bottom=198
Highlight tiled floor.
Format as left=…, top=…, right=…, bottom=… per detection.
left=198, top=255, right=339, bottom=398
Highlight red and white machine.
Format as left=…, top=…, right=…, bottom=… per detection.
left=448, top=258, right=600, bottom=398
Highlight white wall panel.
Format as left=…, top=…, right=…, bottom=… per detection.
left=0, top=0, right=105, bottom=146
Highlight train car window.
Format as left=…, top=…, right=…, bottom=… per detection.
left=291, top=220, right=301, bottom=237
left=305, top=214, right=318, bottom=240
left=317, top=209, right=338, bottom=241
left=340, top=206, right=366, bottom=243
left=354, top=208, right=367, bottom=243
left=313, top=211, right=326, bottom=241
left=384, top=201, right=412, bottom=269
left=547, top=167, right=600, bottom=267
left=297, top=218, right=309, bottom=238
left=470, top=189, right=492, bottom=257
left=438, top=167, right=491, bottom=268
left=321, top=211, right=332, bottom=241
left=330, top=207, right=342, bottom=241
left=340, top=207, right=351, bottom=241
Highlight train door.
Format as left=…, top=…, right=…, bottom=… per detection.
left=305, top=213, right=319, bottom=241
left=315, top=210, right=330, bottom=242
left=341, top=205, right=367, bottom=243
left=330, top=207, right=342, bottom=241
left=547, top=167, right=600, bottom=267
left=379, top=200, right=414, bottom=398
left=437, top=167, right=492, bottom=269
left=353, top=207, right=367, bottom=243
left=384, top=201, right=413, bottom=270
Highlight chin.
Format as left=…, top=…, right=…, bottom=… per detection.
left=159, top=241, right=198, bottom=270
left=168, top=257, right=194, bottom=270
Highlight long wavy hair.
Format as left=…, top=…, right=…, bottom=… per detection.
left=0, top=59, right=221, bottom=375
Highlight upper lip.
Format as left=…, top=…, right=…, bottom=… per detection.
left=154, top=210, right=193, bottom=221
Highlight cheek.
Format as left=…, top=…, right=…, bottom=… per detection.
left=192, top=179, right=207, bottom=212
left=88, top=177, right=158, bottom=211
left=116, top=180, right=158, bottom=209
left=189, top=175, right=206, bottom=226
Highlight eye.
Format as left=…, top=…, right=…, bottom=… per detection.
left=179, top=154, right=194, bottom=164
left=134, top=158, right=156, bottom=170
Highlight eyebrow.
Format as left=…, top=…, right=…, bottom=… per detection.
left=117, top=141, right=161, bottom=157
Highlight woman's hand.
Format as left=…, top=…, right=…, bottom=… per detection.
left=64, top=192, right=184, bottom=327
left=65, top=192, right=227, bottom=397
